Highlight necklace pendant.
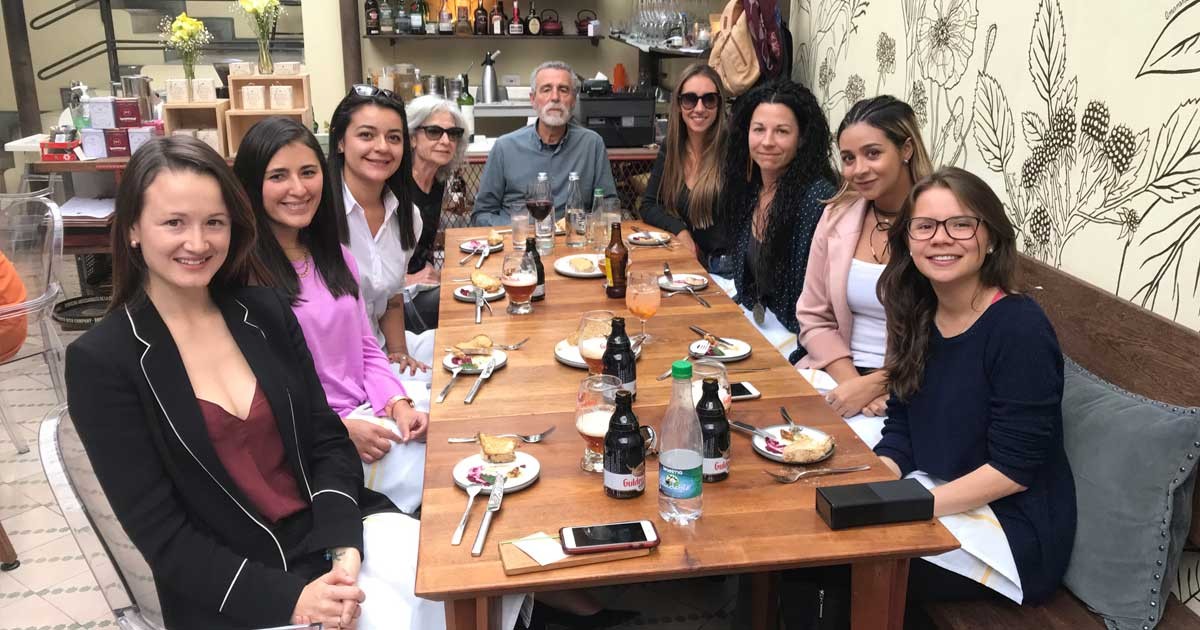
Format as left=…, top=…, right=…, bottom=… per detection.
left=753, top=302, right=766, bottom=325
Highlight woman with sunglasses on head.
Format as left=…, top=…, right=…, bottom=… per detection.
left=234, top=117, right=429, bottom=514
left=403, top=95, right=470, bottom=332
left=795, top=96, right=933, bottom=419
left=64, top=136, right=455, bottom=629
left=329, top=85, right=432, bottom=379
left=720, top=79, right=837, bottom=349
left=875, top=167, right=1075, bottom=608
left=639, top=63, right=729, bottom=272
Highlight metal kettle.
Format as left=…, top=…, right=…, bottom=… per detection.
left=480, top=50, right=507, bottom=104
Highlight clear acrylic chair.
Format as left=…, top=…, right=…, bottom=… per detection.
left=0, top=190, right=65, bottom=454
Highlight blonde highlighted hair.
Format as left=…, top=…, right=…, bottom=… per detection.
left=659, top=63, right=727, bottom=229
left=826, top=95, right=933, bottom=208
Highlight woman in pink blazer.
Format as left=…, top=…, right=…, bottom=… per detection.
left=796, top=96, right=932, bottom=417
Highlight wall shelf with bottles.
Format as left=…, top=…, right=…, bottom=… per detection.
left=363, top=34, right=599, bottom=43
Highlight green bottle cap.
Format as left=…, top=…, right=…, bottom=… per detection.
left=672, top=360, right=692, bottom=379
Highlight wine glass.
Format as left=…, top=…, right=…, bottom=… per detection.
left=526, top=175, right=554, bottom=254
left=625, top=270, right=661, bottom=344
left=691, top=359, right=732, bottom=412
left=576, top=309, right=614, bottom=374
left=575, top=374, right=622, bottom=473
left=500, top=252, right=537, bottom=315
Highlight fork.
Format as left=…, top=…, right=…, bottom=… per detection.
left=458, top=246, right=483, bottom=265
left=656, top=355, right=694, bottom=381
left=447, top=426, right=557, bottom=444
left=664, top=289, right=711, bottom=307
left=763, top=465, right=871, bottom=484
left=495, top=337, right=530, bottom=350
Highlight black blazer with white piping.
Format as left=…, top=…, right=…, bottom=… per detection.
left=65, top=286, right=396, bottom=630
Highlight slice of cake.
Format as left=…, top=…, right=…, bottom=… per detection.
left=479, top=433, right=518, bottom=463
left=782, top=432, right=834, bottom=464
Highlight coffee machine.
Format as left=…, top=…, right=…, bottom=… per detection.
left=578, top=81, right=655, bottom=148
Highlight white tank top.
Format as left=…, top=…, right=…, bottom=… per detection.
left=846, top=258, right=887, bottom=369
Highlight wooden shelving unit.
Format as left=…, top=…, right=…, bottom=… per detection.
left=364, top=33, right=599, bottom=44
left=227, top=73, right=312, bottom=111
left=163, top=99, right=231, bottom=157
left=224, top=73, right=313, bottom=157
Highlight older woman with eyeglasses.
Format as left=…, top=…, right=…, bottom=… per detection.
left=403, top=95, right=469, bottom=331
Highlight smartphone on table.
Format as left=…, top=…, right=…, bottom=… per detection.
left=730, top=381, right=761, bottom=401
left=559, top=519, right=661, bottom=554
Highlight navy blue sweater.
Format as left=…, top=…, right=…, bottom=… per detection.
left=874, top=295, right=1076, bottom=604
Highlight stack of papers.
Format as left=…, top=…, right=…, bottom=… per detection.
left=59, top=197, right=115, bottom=226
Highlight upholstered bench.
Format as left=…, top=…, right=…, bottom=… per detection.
left=925, top=257, right=1200, bottom=630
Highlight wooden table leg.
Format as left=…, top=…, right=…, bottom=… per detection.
left=0, top=521, right=18, bottom=571
left=445, top=596, right=491, bottom=630
left=851, top=558, right=909, bottom=630
left=748, top=571, right=780, bottom=630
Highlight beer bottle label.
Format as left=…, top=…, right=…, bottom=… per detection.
left=604, top=469, right=645, bottom=493
left=603, top=257, right=614, bottom=286
left=702, top=457, right=728, bottom=476
left=659, top=462, right=702, bottom=499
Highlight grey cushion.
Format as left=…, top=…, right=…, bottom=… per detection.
left=1061, top=358, right=1200, bottom=630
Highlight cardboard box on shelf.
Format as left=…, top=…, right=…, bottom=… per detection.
left=274, top=62, right=302, bottom=75
left=229, top=62, right=256, bottom=76
left=192, top=78, right=218, bottom=102
left=166, top=79, right=191, bottom=103
left=196, top=128, right=222, bottom=154
left=171, top=128, right=198, bottom=138
left=80, top=128, right=107, bottom=158
left=269, top=85, right=294, bottom=110
left=88, top=97, right=116, bottom=129
left=241, top=85, right=267, bottom=110
left=128, top=127, right=157, bottom=153
left=114, top=98, right=142, bottom=128
left=103, top=128, right=131, bottom=157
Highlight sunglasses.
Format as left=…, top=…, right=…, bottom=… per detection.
left=350, top=84, right=399, bottom=101
left=679, top=91, right=720, bottom=110
left=417, top=125, right=465, bottom=140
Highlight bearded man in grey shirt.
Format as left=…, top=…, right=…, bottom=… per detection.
left=470, top=61, right=618, bottom=226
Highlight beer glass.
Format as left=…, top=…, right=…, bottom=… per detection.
left=500, top=252, right=537, bottom=315
left=576, top=374, right=622, bottom=472
left=625, top=270, right=661, bottom=344
left=691, top=359, right=732, bottom=411
left=576, top=309, right=614, bottom=374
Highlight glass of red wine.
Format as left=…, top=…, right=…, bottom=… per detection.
left=526, top=173, right=554, bottom=255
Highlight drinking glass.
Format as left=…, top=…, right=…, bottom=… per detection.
left=691, top=359, right=732, bottom=411
left=575, top=374, right=622, bottom=472
left=625, top=270, right=661, bottom=344
left=527, top=177, right=555, bottom=255
left=565, top=206, right=587, bottom=248
left=500, top=252, right=537, bottom=315
left=576, top=309, right=614, bottom=374
left=510, top=202, right=531, bottom=251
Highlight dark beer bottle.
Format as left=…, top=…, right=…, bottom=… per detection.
left=524, top=237, right=546, bottom=301
left=604, top=390, right=646, bottom=499
left=602, top=317, right=636, bottom=400
left=698, top=378, right=730, bottom=482
left=604, top=223, right=628, bottom=299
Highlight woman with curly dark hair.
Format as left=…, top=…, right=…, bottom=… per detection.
left=720, top=79, right=837, bottom=349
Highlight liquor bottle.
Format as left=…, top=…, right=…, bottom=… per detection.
left=380, top=0, right=394, bottom=33
left=697, top=378, right=730, bottom=482
left=526, top=0, right=541, bottom=35
left=365, top=0, right=381, bottom=35
left=604, top=222, right=628, bottom=299
left=438, top=0, right=454, bottom=34
left=409, top=0, right=425, bottom=33
left=507, top=0, right=524, bottom=35
left=524, top=237, right=546, bottom=301
left=395, top=1, right=411, bottom=34
left=604, top=390, right=646, bottom=499
left=457, top=73, right=475, bottom=140
left=425, top=0, right=438, bottom=33
left=473, top=0, right=488, bottom=34
left=602, top=317, right=636, bottom=399
left=490, top=0, right=505, bottom=34
left=659, top=361, right=703, bottom=524
left=455, top=0, right=472, bottom=35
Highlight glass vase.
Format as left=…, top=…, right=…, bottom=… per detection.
left=256, top=37, right=273, bottom=75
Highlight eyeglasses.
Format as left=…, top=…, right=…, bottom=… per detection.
left=350, top=84, right=399, bottom=101
left=417, top=125, right=465, bottom=140
left=906, top=216, right=983, bottom=240
left=679, top=92, right=720, bottom=110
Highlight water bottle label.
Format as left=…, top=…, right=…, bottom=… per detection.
left=702, top=457, right=728, bottom=475
left=604, top=470, right=645, bottom=493
left=659, top=463, right=702, bottom=499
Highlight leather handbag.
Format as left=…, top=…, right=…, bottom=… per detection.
left=708, top=0, right=761, bottom=96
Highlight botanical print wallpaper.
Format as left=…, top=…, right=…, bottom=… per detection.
left=790, top=0, right=1200, bottom=331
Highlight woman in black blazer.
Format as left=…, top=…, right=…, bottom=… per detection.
left=64, top=137, right=455, bottom=629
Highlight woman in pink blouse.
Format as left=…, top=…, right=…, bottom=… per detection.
left=234, top=117, right=429, bottom=514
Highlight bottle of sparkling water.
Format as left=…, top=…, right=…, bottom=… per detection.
left=658, top=360, right=703, bottom=524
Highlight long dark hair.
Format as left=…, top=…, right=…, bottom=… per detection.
left=878, top=167, right=1021, bottom=400
left=328, top=90, right=416, bottom=249
left=110, top=136, right=268, bottom=312
left=233, top=117, right=358, bottom=304
left=827, top=95, right=933, bottom=207
left=719, top=79, right=837, bottom=288
left=660, top=63, right=727, bottom=229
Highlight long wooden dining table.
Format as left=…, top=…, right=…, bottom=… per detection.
left=418, top=224, right=958, bottom=630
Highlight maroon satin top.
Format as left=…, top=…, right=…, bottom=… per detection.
left=198, top=383, right=307, bottom=523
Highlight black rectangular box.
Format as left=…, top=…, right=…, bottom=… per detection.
left=579, top=93, right=655, bottom=148
left=815, top=479, right=934, bottom=530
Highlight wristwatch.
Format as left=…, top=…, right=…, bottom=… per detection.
left=385, top=394, right=414, bottom=415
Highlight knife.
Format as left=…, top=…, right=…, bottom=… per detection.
left=471, top=474, right=506, bottom=556
left=689, top=325, right=734, bottom=348
left=476, top=243, right=490, bottom=269
left=473, top=288, right=485, bottom=324
left=662, top=262, right=675, bottom=285
left=437, top=366, right=463, bottom=404
left=730, top=420, right=777, bottom=441
left=463, top=358, right=496, bottom=404
left=459, top=245, right=482, bottom=265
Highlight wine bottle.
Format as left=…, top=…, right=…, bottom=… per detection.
left=473, top=0, right=488, bottom=34
left=526, top=0, right=541, bottom=35
left=438, top=0, right=454, bottom=34
left=409, top=0, right=425, bottom=33
left=490, top=0, right=504, bottom=35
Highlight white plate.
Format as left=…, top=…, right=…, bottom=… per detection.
left=689, top=338, right=752, bottom=362
left=553, top=339, right=642, bottom=369
left=452, top=451, right=541, bottom=492
left=441, top=348, right=509, bottom=374
left=459, top=238, right=504, bottom=254
left=747, top=424, right=835, bottom=464
left=658, top=273, right=710, bottom=291
left=554, top=254, right=605, bottom=278
left=451, top=284, right=506, bottom=302
left=627, top=231, right=672, bottom=246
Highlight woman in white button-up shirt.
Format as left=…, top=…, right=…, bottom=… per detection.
left=328, top=86, right=430, bottom=378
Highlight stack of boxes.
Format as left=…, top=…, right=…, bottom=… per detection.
left=224, top=63, right=313, bottom=156
left=80, top=94, right=163, bottom=159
